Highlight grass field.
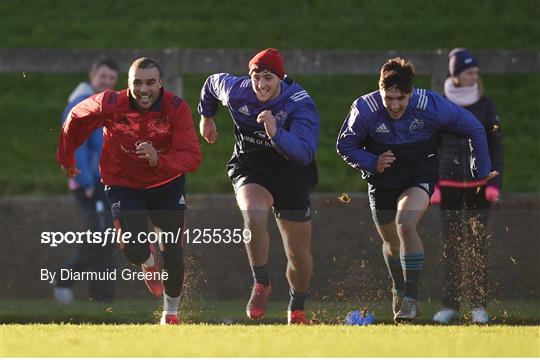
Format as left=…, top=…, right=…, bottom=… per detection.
left=2, top=299, right=538, bottom=356
left=2, top=0, right=538, bottom=50
left=2, top=324, right=539, bottom=357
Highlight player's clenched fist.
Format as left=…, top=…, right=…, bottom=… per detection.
left=136, top=141, right=158, bottom=167
left=256, top=110, right=277, bottom=138
left=377, top=150, right=395, bottom=173
left=200, top=116, right=218, bottom=144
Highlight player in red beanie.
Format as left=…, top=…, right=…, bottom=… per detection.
left=248, top=48, right=285, bottom=80
left=199, top=48, right=320, bottom=324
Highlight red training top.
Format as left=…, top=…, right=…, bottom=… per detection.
left=57, top=89, right=202, bottom=189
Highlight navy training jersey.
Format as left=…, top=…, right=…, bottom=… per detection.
left=198, top=73, right=320, bottom=190
left=336, top=89, right=491, bottom=189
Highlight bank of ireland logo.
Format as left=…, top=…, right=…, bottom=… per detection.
left=410, top=118, right=425, bottom=131
left=275, top=110, right=287, bottom=125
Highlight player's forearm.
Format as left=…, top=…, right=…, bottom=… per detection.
left=57, top=96, right=106, bottom=167
left=466, top=118, right=492, bottom=179
left=158, top=107, right=203, bottom=174
left=338, top=147, right=378, bottom=173
left=447, top=106, right=491, bottom=179
left=487, top=129, right=503, bottom=186
left=56, top=129, right=83, bottom=167
left=271, top=127, right=317, bottom=166
left=157, top=150, right=202, bottom=175
left=488, top=126, right=503, bottom=172
left=270, top=109, right=320, bottom=165
left=57, top=125, right=100, bottom=167
left=72, top=146, right=94, bottom=187
left=469, top=130, right=492, bottom=179
left=337, top=137, right=377, bottom=172
left=336, top=126, right=378, bottom=173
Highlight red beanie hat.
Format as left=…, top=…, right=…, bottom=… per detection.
left=248, top=48, right=285, bottom=80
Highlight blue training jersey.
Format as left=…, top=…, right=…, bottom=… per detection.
left=198, top=73, right=320, bottom=190
left=336, top=88, right=491, bottom=188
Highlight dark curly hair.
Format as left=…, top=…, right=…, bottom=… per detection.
left=379, top=57, right=415, bottom=94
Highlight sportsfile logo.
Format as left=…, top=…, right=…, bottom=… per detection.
left=40, top=228, right=252, bottom=248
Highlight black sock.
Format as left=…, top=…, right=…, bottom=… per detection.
left=401, top=252, right=424, bottom=300
left=288, top=288, right=307, bottom=311
left=382, top=244, right=405, bottom=292
left=252, top=264, right=269, bottom=286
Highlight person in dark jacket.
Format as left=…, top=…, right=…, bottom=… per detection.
left=431, top=48, right=503, bottom=324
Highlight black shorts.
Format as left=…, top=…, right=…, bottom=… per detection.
left=105, top=175, right=187, bottom=221
left=368, top=182, right=434, bottom=226
left=228, top=163, right=312, bottom=222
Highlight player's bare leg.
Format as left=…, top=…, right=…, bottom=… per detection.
left=394, top=187, right=430, bottom=322
left=278, top=218, right=312, bottom=293
left=375, top=222, right=405, bottom=315
left=236, top=184, right=273, bottom=267
left=396, top=187, right=429, bottom=253
left=236, top=183, right=273, bottom=319
left=277, top=218, right=312, bottom=324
